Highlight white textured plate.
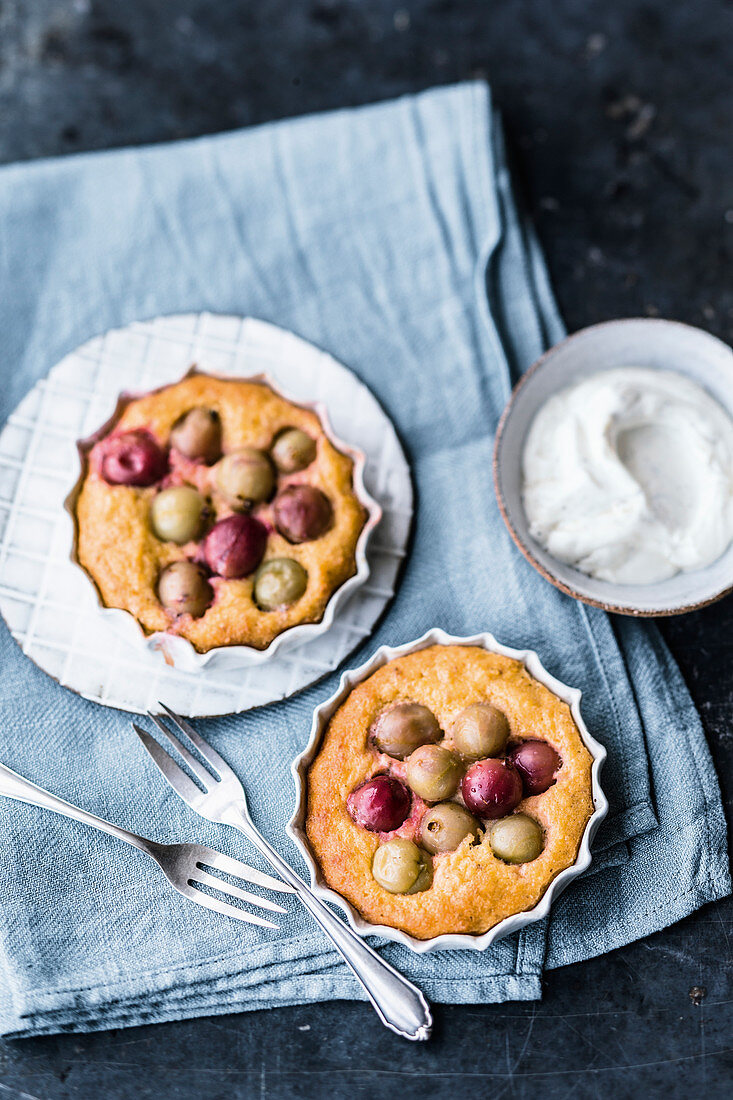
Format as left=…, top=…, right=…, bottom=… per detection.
left=494, top=318, right=733, bottom=615
left=0, top=314, right=412, bottom=716
left=288, top=628, right=608, bottom=954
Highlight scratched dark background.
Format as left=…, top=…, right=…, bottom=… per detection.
left=0, top=1, right=732, bottom=1097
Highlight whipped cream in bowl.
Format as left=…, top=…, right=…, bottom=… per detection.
left=522, top=367, right=733, bottom=585
left=493, top=319, right=733, bottom=615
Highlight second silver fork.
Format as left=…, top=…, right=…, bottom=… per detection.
left=0, top=760, right=294, bottom=930
left=134, top=705, right=433, bottom=1042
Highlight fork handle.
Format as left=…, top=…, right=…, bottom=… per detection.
left=0, top=761, right=153, bottom=856
left=230, top=813, right=432, bottom=1041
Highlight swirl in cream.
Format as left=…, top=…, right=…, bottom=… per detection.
left=521, top=367, right=733, bottom=584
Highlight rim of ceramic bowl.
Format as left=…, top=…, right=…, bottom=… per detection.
left=287, top=627, right=608, bottom=954
left=64, top=368, right=382, bottom=672
left=493, top=317, right=733, bottom=617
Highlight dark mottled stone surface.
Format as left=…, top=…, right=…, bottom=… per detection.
left=0, top=1, right=731, bottom=1096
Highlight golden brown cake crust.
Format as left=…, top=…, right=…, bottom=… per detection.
left=306, top=644, right=595, bottom=939
left=74, top=373, right=367, bottom=652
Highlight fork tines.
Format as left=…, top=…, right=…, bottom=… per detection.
left=184, top=851, right=287, bottom=930
left=132, top=706, right=293, bottom=932
left=158, top=703, right=235, bottom=780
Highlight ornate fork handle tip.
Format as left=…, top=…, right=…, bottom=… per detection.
left=234, top=810, right=433, bottom=1041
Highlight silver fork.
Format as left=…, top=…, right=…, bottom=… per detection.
left=0, top=760, right=294, bottom=931
left=133, top=705, right=433, bottom=1041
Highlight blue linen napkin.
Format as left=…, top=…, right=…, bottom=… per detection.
left=0, top=82, right=728, bottom=1037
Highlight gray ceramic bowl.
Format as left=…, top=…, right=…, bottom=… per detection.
left=494, top=318, right=733, bottom=616
left=288, top=628, right=608, bottom=954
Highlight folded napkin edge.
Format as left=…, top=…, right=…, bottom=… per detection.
left=4, top=971, right=544, bottom=1039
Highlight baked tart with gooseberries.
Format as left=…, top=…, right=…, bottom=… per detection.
left=305, top=643, right=595, bottom=940
left=70, top=370, right=374, bottom=653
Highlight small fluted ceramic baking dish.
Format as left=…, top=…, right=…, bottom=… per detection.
left=287, top=627, right=608, bottom=953
left=64, top=370, right=382, bottom=672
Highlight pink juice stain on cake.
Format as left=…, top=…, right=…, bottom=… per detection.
left=166, top=450, right=212, bottom=494
left=89, top=436, right=117, bottom=478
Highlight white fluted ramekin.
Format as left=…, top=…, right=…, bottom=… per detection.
left=64, top=369, right=382, bottom=672
left=288, top=628, right=608, bottom=953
